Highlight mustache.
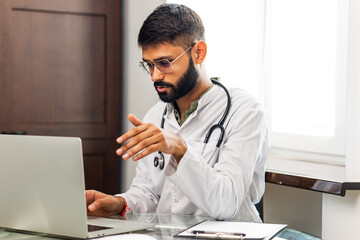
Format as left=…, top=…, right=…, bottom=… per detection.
left=154, top=81, right=174, bottom=88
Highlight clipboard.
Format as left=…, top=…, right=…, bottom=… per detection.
left=174, top=220, right=287, bottom=240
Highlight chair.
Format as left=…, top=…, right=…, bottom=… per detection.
left=255, top=197, right=264, bottom=221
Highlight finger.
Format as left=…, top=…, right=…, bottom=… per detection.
left=117, top=127, right=158, bottom=156
left=89, top=196, right=122, bottom=214
left=122, top=135, right=160, bottom=160
left=88, top=199, right=104, bottom=212
left=128, top=114, right=143, bottom=127
left=85, top=190, right=95, bottom=205
left=132, top=142, right=161, bottom=161
left=116, top=124, right=149, bottom=144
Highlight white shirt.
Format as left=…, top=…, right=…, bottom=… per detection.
left=120, top=85, right=270, bottom=222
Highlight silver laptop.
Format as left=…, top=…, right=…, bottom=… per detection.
left=0, top=134, right=155, bottom=239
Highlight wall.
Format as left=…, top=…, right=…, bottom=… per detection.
left=322, top=191, right=360, bottom=239
left=121, top=0, right=165, bottom=192
left=264, top=183, right=322, bottom=238
left=264, top=183, right=360, bottom=239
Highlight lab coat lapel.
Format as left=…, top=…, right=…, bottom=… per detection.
left=163, top=104, right=181, bottom=131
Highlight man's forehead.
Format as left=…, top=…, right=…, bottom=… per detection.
left=142, top=43, right=184, bottom=61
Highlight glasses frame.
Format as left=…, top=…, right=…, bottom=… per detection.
left=139, top=44, right=194, bottom=75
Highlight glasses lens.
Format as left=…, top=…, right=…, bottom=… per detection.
left=155, top=59, right=173, bottom=73
left=139, top=59, right=173, bottom=75
left=139, top=61, right=153, bottom=74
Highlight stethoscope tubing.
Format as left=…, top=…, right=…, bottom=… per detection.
left=154, top=79, right=231, bottom=170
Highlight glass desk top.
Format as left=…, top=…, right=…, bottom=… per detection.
left=0, top=213, right=321, bottom=240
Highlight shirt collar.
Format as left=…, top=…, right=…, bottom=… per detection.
left=170, top=81, right=216, bottom=126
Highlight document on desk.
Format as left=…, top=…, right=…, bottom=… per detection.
left=174, top=220, right=287, bottom=240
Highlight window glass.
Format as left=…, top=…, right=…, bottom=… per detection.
left=267, top=0, right=338, bottom=137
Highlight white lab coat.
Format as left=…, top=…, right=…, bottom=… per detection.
left=120, top=85, right=270, bottom=222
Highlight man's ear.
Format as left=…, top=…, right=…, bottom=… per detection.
left=193, top=41, right=207, bottom=64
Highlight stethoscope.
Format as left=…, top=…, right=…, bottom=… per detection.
left=154, top=79, right=231, bottom=170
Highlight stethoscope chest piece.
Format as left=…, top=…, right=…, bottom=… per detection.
left=154, top=151, right=165, bottom=170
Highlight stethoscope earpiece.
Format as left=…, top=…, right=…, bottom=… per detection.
left=154, top=151, right=165, bottom=170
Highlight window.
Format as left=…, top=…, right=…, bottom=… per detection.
left=168, top=0, right=351, bottom=179
left=264, top=0, right=348, bottom=161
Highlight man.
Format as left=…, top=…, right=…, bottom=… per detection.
left=86, top=3, right=270, bottom=222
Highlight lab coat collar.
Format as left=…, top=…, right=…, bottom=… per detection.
left=196, top=84, right=219, bottom=109
left=163, top=85, right=221, bottom=129
left=164, top=103, right=179, bottom=129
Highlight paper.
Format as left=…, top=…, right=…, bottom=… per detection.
left=175, top=220, right=287, bottom=240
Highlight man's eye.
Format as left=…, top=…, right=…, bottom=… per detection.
left=157, top=60, right=171, bottom=67
left=145, top=62, right=154, bottom=68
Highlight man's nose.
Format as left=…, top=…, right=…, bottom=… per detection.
left=151, top=66, right=165, bottom=82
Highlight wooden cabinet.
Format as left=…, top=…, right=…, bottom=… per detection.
left=0, top=0, right=121, bottom=194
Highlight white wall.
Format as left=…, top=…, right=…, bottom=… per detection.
left=121, top=0, right=165, bottom=192
left=264, top=184, right=322, bottom=238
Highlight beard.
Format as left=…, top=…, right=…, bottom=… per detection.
left=154, top=57, right=199, bottom=103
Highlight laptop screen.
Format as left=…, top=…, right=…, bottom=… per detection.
left=0, top=134, right=89, bottom=238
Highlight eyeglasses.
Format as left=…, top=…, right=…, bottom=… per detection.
left=139, top=45, right=194, bottom=75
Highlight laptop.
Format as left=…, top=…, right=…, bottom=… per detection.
left=0, top=134, right=155, bottom=239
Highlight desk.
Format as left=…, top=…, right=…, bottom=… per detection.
left=266, top=171, right=360, bottom=196
left=0, top=213, right=320, bottom=240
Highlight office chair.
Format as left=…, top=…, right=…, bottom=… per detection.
left=255, top=197, right=264, bottom=221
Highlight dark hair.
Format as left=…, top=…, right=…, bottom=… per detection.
left=138, top=3, right=205, bottom=49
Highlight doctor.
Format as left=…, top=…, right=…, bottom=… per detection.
left=86, top=3, right=270, bottom=222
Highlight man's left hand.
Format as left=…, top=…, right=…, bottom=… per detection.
left=116, top=114, right=187, bottom=163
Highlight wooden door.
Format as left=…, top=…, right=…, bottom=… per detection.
left=0, top=0, right=121, bottom=194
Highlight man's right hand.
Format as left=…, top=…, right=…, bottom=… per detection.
left=86, top=190, right=125, bottom=217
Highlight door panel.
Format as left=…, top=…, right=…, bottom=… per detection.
left=0, top=0, right=120, bottom=138
left=0, top=0, right=121, bottom=194
left=83, top=139, right=120, bottom=194
left=7, top=10, right=106, bottom=124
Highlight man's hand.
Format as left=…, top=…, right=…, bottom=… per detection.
left=86, top=190, right=125, bottom=217
left=116, top=114, right=187, bottom=163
